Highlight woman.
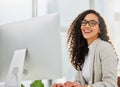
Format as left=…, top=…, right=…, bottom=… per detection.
left=53, top=9, right=118, bottom=87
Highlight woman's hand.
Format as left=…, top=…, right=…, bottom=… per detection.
left=63, top=81, right=80, bottom=87
left=52, top=83, right=63, bottom=87
left=52, top=81, right=88, bottom=87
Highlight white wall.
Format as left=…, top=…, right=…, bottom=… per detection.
left=58, top=0, right=89, bottom=27
left=0, top=0, right=32, bottom=25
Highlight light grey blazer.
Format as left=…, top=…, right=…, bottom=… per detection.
left=74, top=39, right=118, bottom=87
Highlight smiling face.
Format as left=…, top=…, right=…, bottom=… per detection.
left=81, top=13, right=100, bottom=45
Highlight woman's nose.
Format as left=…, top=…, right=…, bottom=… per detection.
left=85, top=23, right=90, bottom=27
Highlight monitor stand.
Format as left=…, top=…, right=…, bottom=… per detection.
left=4, top=49, right=27, bottom=87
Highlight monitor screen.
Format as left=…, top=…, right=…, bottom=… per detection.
left=0, top=13, right=62, bottom=82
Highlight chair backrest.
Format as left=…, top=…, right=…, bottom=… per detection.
left=118, top=77, right=120, bottom=87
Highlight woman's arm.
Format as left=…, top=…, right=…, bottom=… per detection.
left=92, top=42, right=118, bottom=87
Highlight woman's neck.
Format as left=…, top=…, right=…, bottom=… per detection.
left=87, top=38, right=98, bottom=45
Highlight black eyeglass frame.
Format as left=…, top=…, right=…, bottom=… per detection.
left=81, top=20, right=99, bottom=27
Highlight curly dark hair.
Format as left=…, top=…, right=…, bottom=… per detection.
left=67, top=9, right=110, bottom=70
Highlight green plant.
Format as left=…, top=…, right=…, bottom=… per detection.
left=30, top=80, right=44, bottom=87
left=21, top=80, right=44, bottom=87
left=21, top=84, right=25, bottom=87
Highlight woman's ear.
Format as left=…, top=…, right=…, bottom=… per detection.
left=98, top=28, right=101, bottom=34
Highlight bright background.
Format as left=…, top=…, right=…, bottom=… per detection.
left=0, top=0, right=120, bottom=87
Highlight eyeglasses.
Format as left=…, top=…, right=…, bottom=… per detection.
left=81, top=20, right=99, bottom=27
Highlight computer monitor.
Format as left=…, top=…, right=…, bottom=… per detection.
left=0, top=13, right=62, bottom=84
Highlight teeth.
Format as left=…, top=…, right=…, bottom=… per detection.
left=84, top=30, right=91, bottom=33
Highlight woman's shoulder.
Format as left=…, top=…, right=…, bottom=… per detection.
left=95, top=39, right=117, bottom=59
left=96, top=39, right=114, bottom=51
